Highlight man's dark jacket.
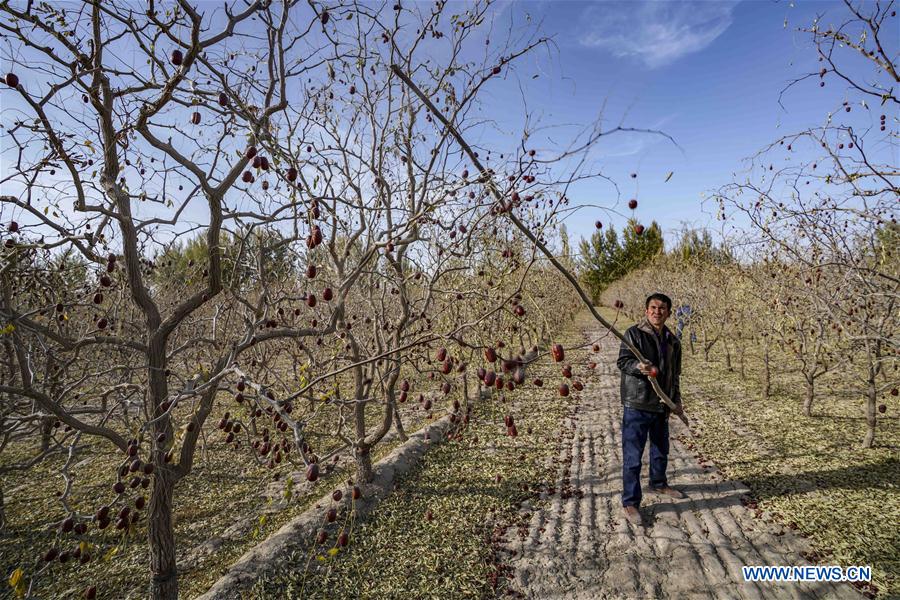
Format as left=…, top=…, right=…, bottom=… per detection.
left=616, top=318, right=682, bottom=414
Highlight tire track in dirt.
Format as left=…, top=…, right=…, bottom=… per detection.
left=500, top=325, right=863, bottom=600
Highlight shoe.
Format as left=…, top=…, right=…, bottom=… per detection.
left=652, top=486, right=686, bottom=499
left=622, top=505, right=642, bottom=525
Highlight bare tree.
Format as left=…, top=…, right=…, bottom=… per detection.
left=0, top=1, right=586, bottom=597
left=716, top=0, right=898, bottom=446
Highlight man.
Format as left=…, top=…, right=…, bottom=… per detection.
left=616, top=292, right=685, bottom=526
left=674, top=303, right=691, bottom=340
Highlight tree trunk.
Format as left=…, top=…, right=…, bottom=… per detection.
left=355, top=446, right=374, bottom=483
left=392, top=404, right=408, bottom=442
left=41, top=416, right=53, bottom=451
left=762, top=343, right=771, bottom=400
left=462, top=372, right=470, bottom=410
left=738, top=345, right=746, bottom=380
left=863, top=367, right=877, bottom=449
left=702, top=332, right=714, bottom=362
left=148, top=469, right=178, bottom=600
left=688, top=331, right=695, bottom=355
left=724, top=343, right=732, bottom=370
left=803, top=374, right=814, bottom=417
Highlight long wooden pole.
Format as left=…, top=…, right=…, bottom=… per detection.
left=391, top=64, right=688, bottom=426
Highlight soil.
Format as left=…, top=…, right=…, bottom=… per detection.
left=499, top=324, right=863, bottom=600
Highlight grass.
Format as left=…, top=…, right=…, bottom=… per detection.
left=7, top=304, right=893, bottom=599
left=0, top=387, right=429, bottom=600
left=679, top=330, right=899, bottom=599
left=246, top=309, right=595, bottom=599
left=569, top=306, right=898, bottom=597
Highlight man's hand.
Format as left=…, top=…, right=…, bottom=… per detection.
left=637, top=362, right=655, bottom=376
left=671, top=404, right=684, bottom=417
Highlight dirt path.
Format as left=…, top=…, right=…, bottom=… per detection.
left=500, top=325, right=862, bottom=600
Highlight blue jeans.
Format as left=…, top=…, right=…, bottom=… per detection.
left=621, top=406, right=670, bottom=507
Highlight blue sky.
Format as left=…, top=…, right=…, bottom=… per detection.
left=1, top=0, right=894, bottom=254
left=468, top=0, right=896, bottom=250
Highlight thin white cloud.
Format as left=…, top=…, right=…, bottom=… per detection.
left=578, top=1, right=739, bottom=69
left=591, top=132, right=648, bottom=158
